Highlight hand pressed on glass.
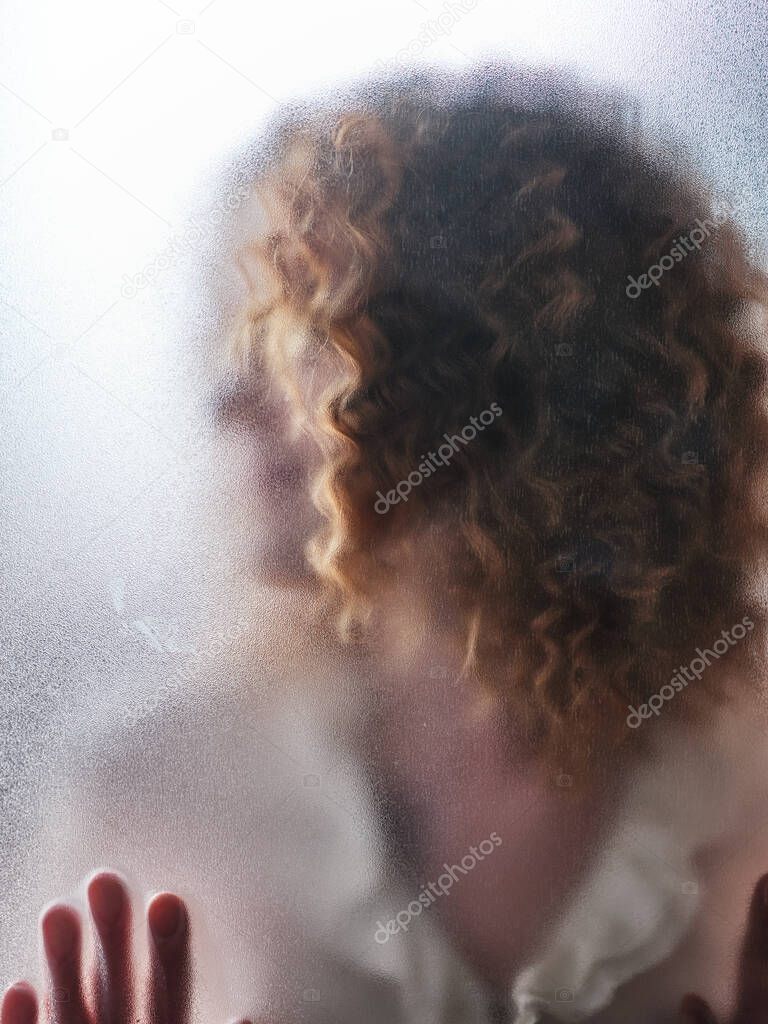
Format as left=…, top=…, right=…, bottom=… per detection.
left=0, top=873, right=252, bottom=1024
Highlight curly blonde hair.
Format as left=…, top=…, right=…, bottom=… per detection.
left=237, top=68, right=768, bottom=764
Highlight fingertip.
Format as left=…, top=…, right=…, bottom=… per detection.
left=40, top=904, right=80, bottom=962
left=147, top=892, right=187, bottom=944
left=742, top=871, right=768, bottom=944
left=2, top=984, right=35, bottom=1004
left=146, top=892, right=190, bottom=1024
left=87, top=871, right=127, bottom=927
left=1, top=982, right=38, bottom=1024
left=755, top=872, right=768, bottom=909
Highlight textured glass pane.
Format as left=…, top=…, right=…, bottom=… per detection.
left=2, top=3, right=767, bottom=1023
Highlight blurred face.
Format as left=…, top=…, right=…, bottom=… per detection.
left=215, top=364, right=320, bottom=585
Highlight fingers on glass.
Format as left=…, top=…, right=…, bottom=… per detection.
left=40, top=904, right=88, bottom=1024
left=734, top=872, right=768, bottom=1023
left=87, top=871, right=132, bottom=1024
left=1, top=983, right=38, bottom=1024
left=147, top=893, right=190, bottom=1024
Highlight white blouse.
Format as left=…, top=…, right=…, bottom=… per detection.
left=19, top=666, right=768, bottom=1024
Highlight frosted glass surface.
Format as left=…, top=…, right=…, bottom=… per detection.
left=2, top=2, right=768, bottom=1022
